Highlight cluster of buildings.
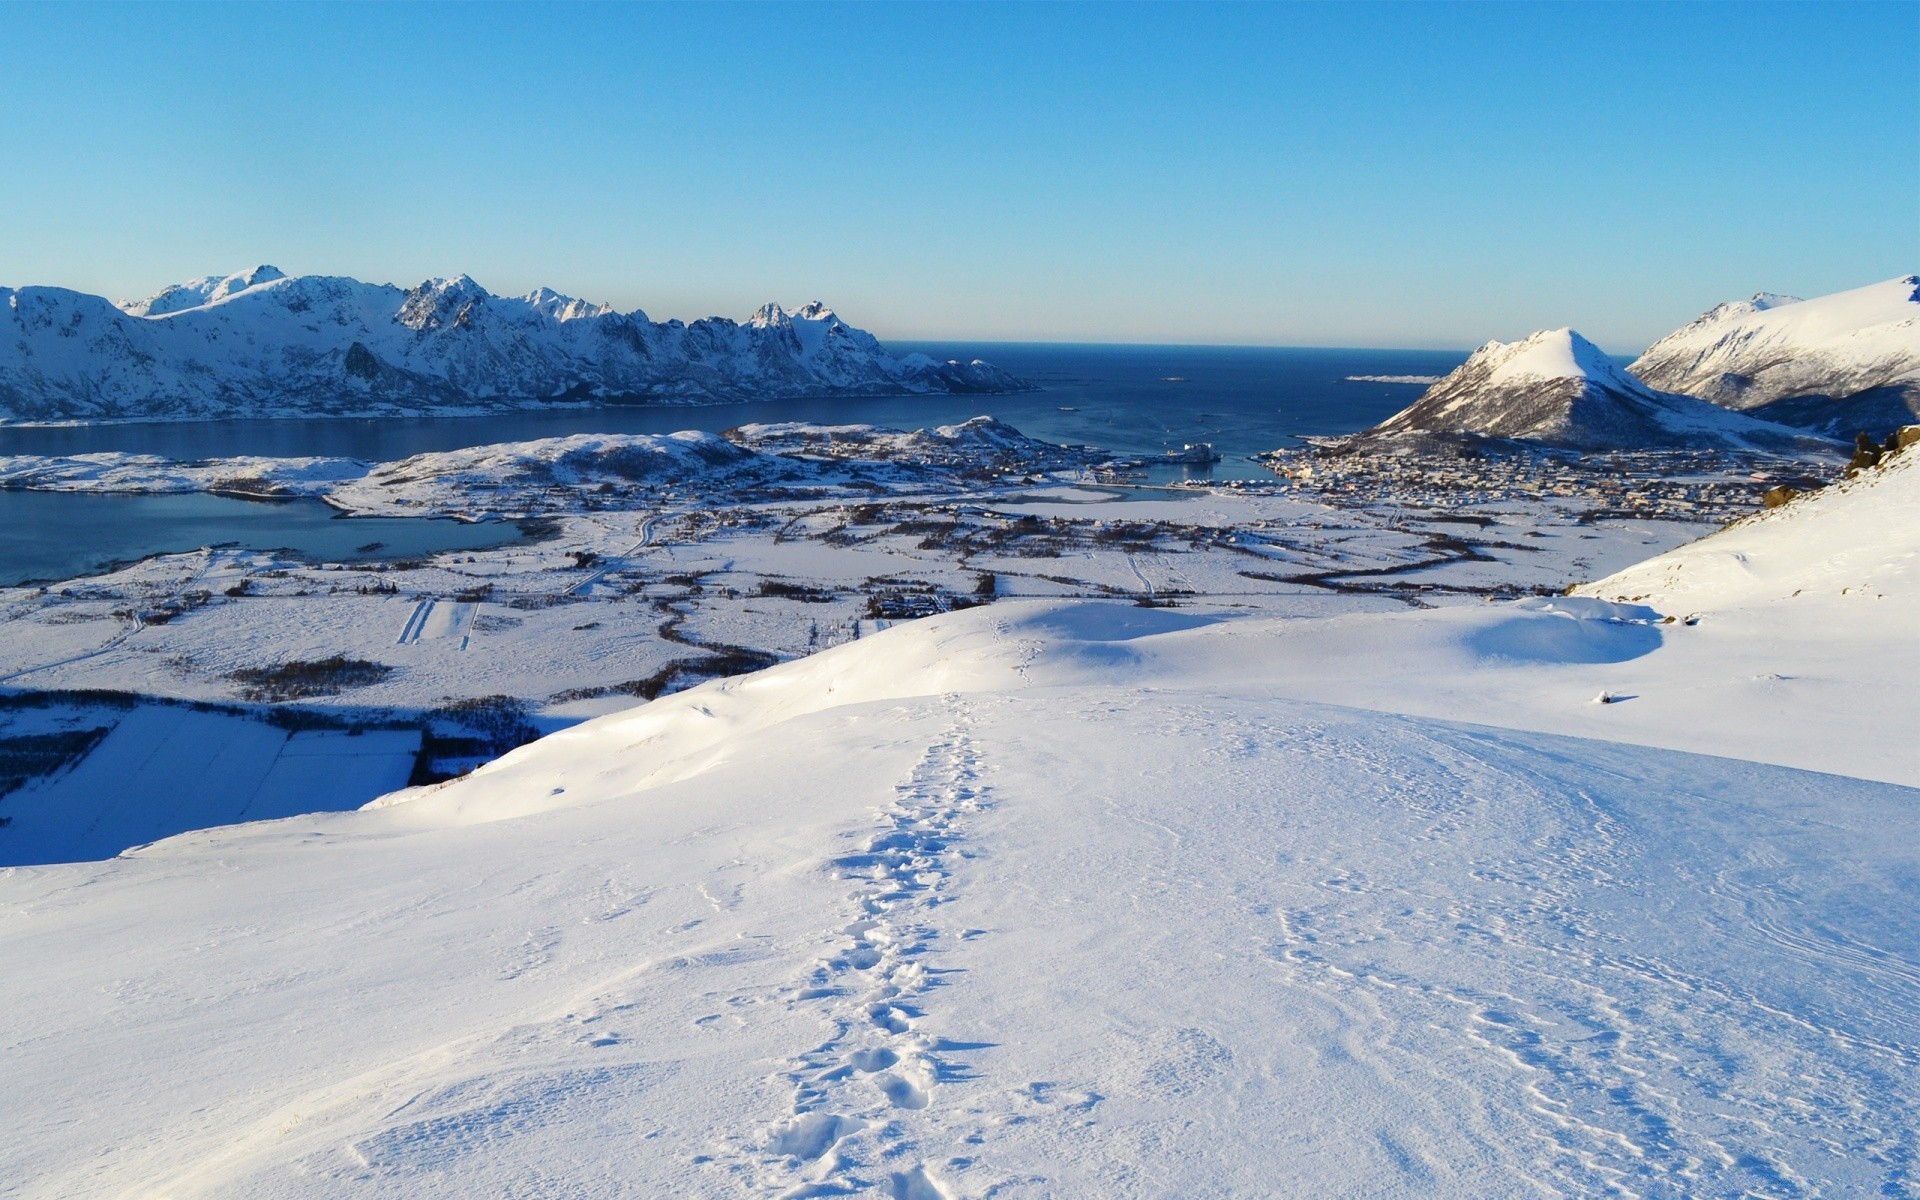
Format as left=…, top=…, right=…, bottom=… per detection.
left=1254, top=446, right=1829, bottom=523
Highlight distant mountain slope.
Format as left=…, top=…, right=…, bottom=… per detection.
left=1629, top=275, right=1920, bottom=437
left=0, top=267, right=1027, bottom=422
left=1358, top=328, right=1826, bottom=451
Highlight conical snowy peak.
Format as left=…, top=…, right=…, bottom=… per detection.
left=1365, top=327, right=1826, bottom=452
left=1630, top=275, right=1920, bottom=436
left=1470, top=328, right=1637, bottom=389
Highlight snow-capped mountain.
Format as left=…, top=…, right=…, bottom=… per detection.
left=0, top=268, right=1027, bottom=422
left=1629, top=275, right=1920, bottom=436
left=1359, top=328, right=1827, bottom=451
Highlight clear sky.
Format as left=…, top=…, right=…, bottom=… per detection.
left=0, top=1, right=1913, bottom=351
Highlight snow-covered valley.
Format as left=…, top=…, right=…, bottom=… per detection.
left=0, top=412, right=1914, bottom=1197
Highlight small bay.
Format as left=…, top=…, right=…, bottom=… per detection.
left=0, top=492, right=527, bottom=587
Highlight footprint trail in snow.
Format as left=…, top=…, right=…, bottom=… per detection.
left=747, top=700, right=990, bottom=1198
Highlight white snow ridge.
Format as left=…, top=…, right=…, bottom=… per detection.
left=2, top=435, right=1917, bottom=1196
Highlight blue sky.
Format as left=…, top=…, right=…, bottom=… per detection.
left=0, top=2, right=1912, bottom=350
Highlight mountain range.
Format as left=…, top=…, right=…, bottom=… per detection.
left=1357, top=276, right=1917, bottom=451
left=0, top=267, right=1026, bottom=422
left=1361, top=328, right=1824, bottom=452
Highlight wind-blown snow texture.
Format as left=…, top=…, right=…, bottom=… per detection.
left=1, top=436, right=1915, bottom=1196
left=0, top=268, right=1025, bottom=421
left=1631, top=275, right=1920, bottom=436
left=1362, top=327, right=1825, bottom=451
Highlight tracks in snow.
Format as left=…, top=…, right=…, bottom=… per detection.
left=395, top=599, right=477, bottom=650
left=747, top=699, right=991, bottom=1199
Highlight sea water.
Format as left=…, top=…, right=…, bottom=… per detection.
left=0, top=492, right=529, bottom=588
left=0, top=344, right=1465, bottom=582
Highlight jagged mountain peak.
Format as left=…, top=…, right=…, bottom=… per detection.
left=749, top=302, right=792, bottom=330
left=521, top=287, right=616, bottom=322
left=397, top=275, right=496, bottom=332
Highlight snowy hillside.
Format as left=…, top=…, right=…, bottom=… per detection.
left=1631, top=275, right=1920, bottom=436
left=1, top=434, right=1915, bottom=1195
left=1580, top=435, right=1917, bottom=610
left=0, top=268, right=1026, bottom=422
left=1360, top=327, right=1825, bottom=451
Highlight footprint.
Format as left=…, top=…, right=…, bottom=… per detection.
left=869, top=1004, right=913, bottom=1034
left=767, top=1111, right=864, bottom=1162
left=889, top=1164, right=952, bottom=1200
left=877, top=1072, right=930, bottom=1110
left=851, top=1047, right=899, bottom=1073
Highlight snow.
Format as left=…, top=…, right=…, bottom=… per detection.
left=1368, top=327, right=1832, bottom=452
left=0, top=705, right=419, bottom=865
left=1631, top=274, right=1920, bottom=412
left=118, top=264, right=289, bottom=317
left=0, top=429, right=1915, bottom=1195
left=1477, top=328, right=1625, bottom=387
left=0, top=271, right=1025, bottom=422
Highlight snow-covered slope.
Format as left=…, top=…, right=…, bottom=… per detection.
left=1630, top=275, right=1920, bottom=436
left=0, top=269, right=1026, bottom=422
left=3, top=442, right=1917, bottom=1195
left=1362, top=328, right=1825, bottom=451
left=1581, top=435, right=1917, bottom=607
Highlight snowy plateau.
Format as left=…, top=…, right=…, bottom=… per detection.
left=0, top=267, right=1026, bottom=421
left=0, top=414, right=1916, bottom=1198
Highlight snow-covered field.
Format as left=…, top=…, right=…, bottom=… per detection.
left=0, top=432, right=1913, bottom=1197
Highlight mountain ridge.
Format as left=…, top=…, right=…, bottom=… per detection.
left=1, top=267, right=1028, bottom=422
left=1630, top=274, right=1920, bottom=437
